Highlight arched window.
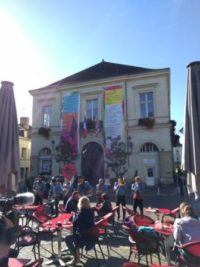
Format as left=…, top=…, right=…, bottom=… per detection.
left=39, top=148, right=51, bottom=156
left=140, top=142, right=159, bottom=152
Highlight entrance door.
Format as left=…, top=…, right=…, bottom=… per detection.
left=81, top=142, right=104, bottom=185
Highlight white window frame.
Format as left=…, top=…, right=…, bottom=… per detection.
left=139, top=92, right=154, bottom=118
left=86, top=99, right=98, bottom=120
left=43, top=105, right=52, bottom=127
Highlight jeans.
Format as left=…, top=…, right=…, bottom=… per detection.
left=133, top=199, right=143, bottom=214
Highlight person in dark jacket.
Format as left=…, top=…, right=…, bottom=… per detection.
left=65, top=196, right=95, bottom=265
left=113, top=177, right=127, bottom=220
left=95, top=193, right=112, bottom=217
left=65, top=191, right=80, bottom=213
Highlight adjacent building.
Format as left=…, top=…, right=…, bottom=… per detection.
left=19, top=117, right=31, bottom=181
left=29, top=61, right=173, bottom=185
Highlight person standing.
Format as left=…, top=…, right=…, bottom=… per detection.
left=113, top=177, right=127, bottom=220
left=77, top=175, right=92, bottom=197
left=49, top=177, right=63, bottom=216
left=96, top=178, right=108, bottom=203
left=32, top=175, right=45, bottom=205
left=132, top=176, right=145, bottom=215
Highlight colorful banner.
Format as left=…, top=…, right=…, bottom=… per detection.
left=104, top=85, right=124, bottom=146
left=61, top=92, right=80, bottom=154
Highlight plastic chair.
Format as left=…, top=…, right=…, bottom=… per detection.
left=162, top=207, right=180, bottom=224
left=176, top=241, right=200, bottom=266
left=15, top=226, right=40, bottom=260
left=128, top=229, right=161, bottom=265
left=31, top=205, right=56, bottom=254
left=133, top=214, right=155, bottom=227
left=80, top=223, right=105, bottom=260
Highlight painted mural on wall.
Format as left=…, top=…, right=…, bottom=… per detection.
left=104, top=85, right=124, bottom=147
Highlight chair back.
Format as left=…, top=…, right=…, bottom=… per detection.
left=133, top=214, right=154, bottom=227
left=181, top=241, right=200, bottom=258
left=170, top=207, right=180, bottom=216
left=130, top=230, right=160, bottom=254
left=32, top=205, right=50, bottom=223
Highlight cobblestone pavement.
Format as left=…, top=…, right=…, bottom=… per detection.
left=16, top=185, right=200, bottom=266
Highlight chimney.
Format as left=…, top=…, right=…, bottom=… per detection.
left=20, top=117, right=30, bottom=129
left=1, top=81, right=14, bottom=90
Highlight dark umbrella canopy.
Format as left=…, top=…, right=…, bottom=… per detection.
left=182, top=62, right=200, bottom=197
left=0, top=81, right=20, bottom=195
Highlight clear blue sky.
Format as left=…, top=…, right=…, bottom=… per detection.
left=1, top=0, right=200, bottom=132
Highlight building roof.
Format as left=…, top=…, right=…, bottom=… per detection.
left=46, top=60, right=167, bottom=88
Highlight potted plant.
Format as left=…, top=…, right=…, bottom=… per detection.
left=138, top=118, right=155, bottom=128
left=38, top=127, right=51, bottom=138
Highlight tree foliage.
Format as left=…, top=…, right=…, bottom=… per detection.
left=105, top=136, right=133, bottom=178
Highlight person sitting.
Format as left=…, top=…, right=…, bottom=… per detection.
left=173, top=205, right=200, bottom=245
left=95, top=193, right=112, bottom=217
left=77, top=175, right=92, bottom=197
left=49, top=177, right=63, bottom=216
left=96, top=178, right=108, bottom=204
left=65, top=196, right=95, bottom=265
left=65, top=191, right=80, bottom=213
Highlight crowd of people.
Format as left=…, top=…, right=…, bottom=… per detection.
left=31, top=173, right=145, bottom=218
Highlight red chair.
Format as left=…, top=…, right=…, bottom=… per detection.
left=127, top=228, right=162, bottom=265
left=80, top=222, right=105, bottom=260
left=176, top=241, right=200, bottom=266
left=15, top=226, right=40, bottom=260
left=133, top=214, right=154, bottom=227
left=95, top=213, right=114, bottom=256
left=31, top=205, right=56, bottom=254
left=162, top=207, right=180, bottom=224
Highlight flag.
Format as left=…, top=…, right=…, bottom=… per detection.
left=83, top=116, right=88, bottom=138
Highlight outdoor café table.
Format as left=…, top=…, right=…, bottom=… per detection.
left=145, top=207, right=171, bottom=220
left=13, top=204, right=42, bottom=225
left=8, top=258, right=30, bottom=267
left=150, top=222, right=174, bottom=265
left=42, top=213, right=73, bottom=266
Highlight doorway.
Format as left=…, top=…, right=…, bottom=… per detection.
left=81, top=142, right=104, bottom=185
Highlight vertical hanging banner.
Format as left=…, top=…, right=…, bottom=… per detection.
left=104, top=85, right=124, bottom=146
left=61, top=92, right=80, bottom=154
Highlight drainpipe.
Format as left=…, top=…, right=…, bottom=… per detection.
left=124, top=81, right=130, bottom=180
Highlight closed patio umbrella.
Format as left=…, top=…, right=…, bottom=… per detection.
left=182, top=62, right=200, bottom=199
left=0, top=81, right=20, bottom=195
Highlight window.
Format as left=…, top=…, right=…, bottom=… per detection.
left=139, top=92, right=154, bottom=118
left=41, top=159, right=52, bottom=175
left=21, top=148, right=27, bottom=159
left=86, top=99, right=98, bottom=120
left=140, top=142, right=159, bottom=152
left=43, top=105, right=52, bottom=127
left=39, top=148, right=51, bottom=156
left=147, top=167, right=154, bottom=177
